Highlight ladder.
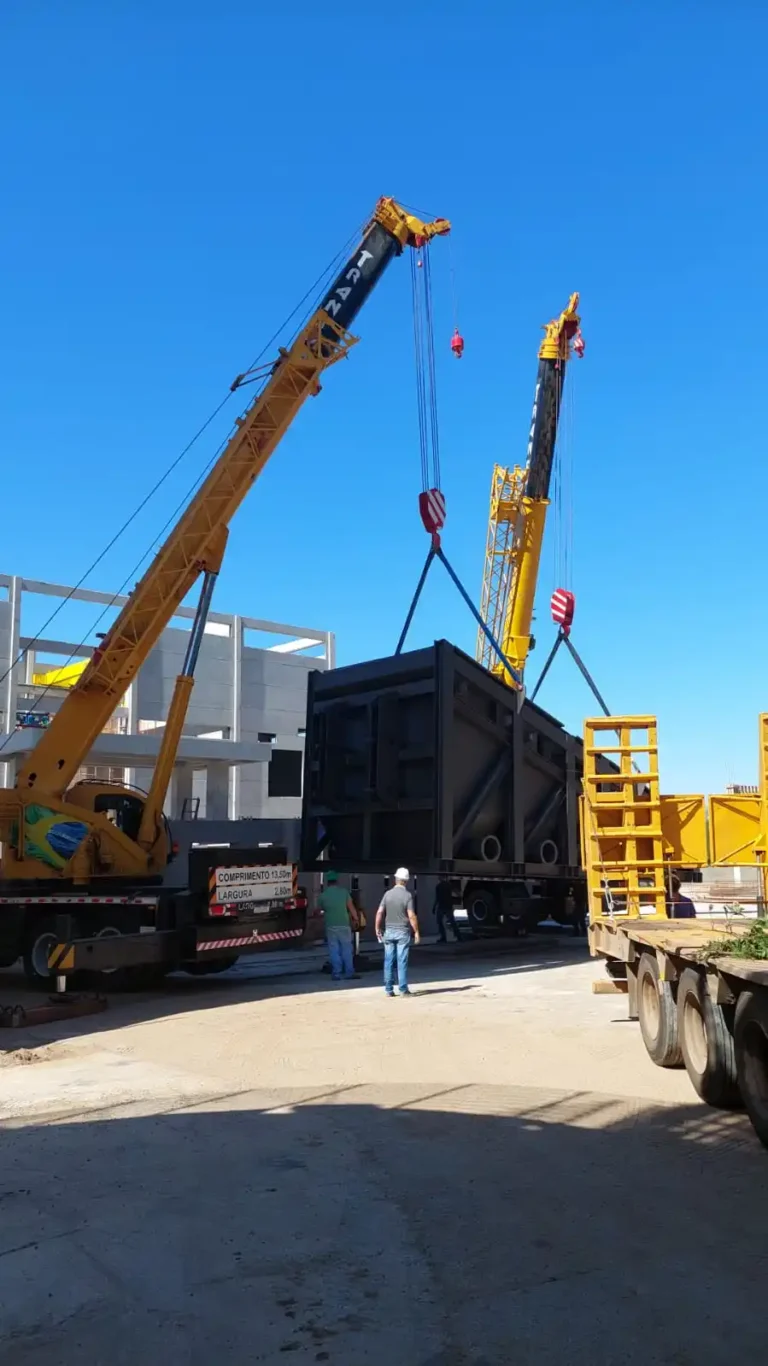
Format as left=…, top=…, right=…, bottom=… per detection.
left=582, top=716, right=667, bottom=921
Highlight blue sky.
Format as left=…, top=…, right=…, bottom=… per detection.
left=2, top=1, right=767, bottom=793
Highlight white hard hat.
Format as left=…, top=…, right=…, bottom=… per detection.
left=394, top=867, right=410, bottom=882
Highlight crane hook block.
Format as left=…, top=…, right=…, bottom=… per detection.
left=573, top=328, right=585, bottom=359
left=419, top=488, right=447, bottom=537
left=450, top=328, right=464, bottom=359
left=551, top=588, right=575, bottom=635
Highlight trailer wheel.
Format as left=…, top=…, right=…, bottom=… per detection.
left=22, top=918, right=60, bottom=989
left=466, top=889, right=499, bottom=929
left=636, top=952, right=682, bottom=1067
left=677, top=967, right=740, bottom=1108
left=735, top=990, right=768, bottom=1148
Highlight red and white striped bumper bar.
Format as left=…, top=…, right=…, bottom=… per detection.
left=198, top=927, right=304, bottom=951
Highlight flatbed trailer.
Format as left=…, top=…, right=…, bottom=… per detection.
left=590, top=915, right=768, bottom=1149
left=583, top=714, right=768, bottom=1151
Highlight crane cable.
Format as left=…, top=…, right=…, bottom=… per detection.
left=395, top=242, right=522, bottom=685
left=0, top=226, right=364, bottom=757
left=409, top=243, right=441, bottom=496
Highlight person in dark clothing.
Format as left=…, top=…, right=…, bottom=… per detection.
left=433, top=878, right=462, bottom=943
left=567, top=885, right=587, bottom=937
left=668, top=873, right=696, bottom=919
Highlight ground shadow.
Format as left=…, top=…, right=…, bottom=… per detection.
left=0, top=1084, right=764, bottom=1364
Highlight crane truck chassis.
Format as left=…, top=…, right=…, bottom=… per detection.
left=0, top=844, right=307, bottom=987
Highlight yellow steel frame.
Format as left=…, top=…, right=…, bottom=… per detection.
left=582, top=716, right=709, bottom=922
left=583, top=713, right=768, bottom=922
left=708, top=713, right=768, bottom=901
left=582, top=716, right=669, bottom=920
left=475, top=463, right=527, bottom=671
left=32, top=660, right=88, bottom=688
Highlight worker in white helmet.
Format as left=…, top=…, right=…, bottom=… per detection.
left=375, top=867, right=420, bottom=997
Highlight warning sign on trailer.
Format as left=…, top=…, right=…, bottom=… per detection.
left=213, top=863, right=293, bottom=904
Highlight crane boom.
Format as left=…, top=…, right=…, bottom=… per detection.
left=477, top=294, right=580, bottom=689
left=17, top=199, right=449, bottom=799
left=1, top=197, right=449, bottom=884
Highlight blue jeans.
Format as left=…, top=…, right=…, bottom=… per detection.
left=384, top=929, right=412, bottom=993
left=327, top=924, right=355, bottom=979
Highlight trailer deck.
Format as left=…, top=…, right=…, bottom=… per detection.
left=591, top=916, right=768, bottom=989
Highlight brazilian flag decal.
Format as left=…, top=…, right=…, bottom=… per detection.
left=23, top=804, right=89, bottom=871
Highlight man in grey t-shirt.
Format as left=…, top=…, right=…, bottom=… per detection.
left=375, top=867, right=420, bottom=997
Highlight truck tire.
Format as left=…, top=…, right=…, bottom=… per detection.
left=677, top=967, right=740, bottom=1108
left=636, top=952, right=682, bottom=1067
left=735, top=990, right=768, bottom=1148
left=93, top=925, right=123, bottom=976
left=23, top=917, right=63, bottom=989
left=183, top=956, right=240, bottom=977
left=466, top=888, right=499, bottom=930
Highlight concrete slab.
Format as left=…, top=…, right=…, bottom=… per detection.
left=1, top=941, right=766, bottom=1364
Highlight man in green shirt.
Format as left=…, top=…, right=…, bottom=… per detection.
left=318, top=871, right=360, bottom=982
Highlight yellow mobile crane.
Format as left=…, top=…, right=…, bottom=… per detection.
left=0, top=197, right=449, bottom=984
left=477, top=294, right=582, bottom=688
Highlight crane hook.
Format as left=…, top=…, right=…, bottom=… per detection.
left=450, top=328, right=464, bottom=359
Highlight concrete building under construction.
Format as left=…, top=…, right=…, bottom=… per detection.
left=0, top=574, right=333, bottom=821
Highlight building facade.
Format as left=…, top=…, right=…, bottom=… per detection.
left=0, top=574, right=333, bottom=820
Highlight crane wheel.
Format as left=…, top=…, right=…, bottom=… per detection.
left=677, top=967, right=740, bottom=1108
left=22, top=917, right=61, bottom=990
left=183, top=956, right=240, bottom=977
left=636, top=953, right=683, bottom=1068
left=735, top=990, right=768, bottom=1149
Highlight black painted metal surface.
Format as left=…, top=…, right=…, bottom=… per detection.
left=300, top=641, right=583, bottom=878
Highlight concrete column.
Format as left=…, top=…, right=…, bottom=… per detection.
left=206, top=762, right=230, bottom=820
left=124, top=680, right=138, bottom=790
left=325, top=630, right=336, bottom=670
left=171, top=763, right=195, bottom=818
left=230, top=615, right=242, bottom=819
left=4, top=577, right=21, bottom=735
left=2, top=577, right=21, bottom=790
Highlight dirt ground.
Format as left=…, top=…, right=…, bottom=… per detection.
left=0, top=936, right=765, bottom=1364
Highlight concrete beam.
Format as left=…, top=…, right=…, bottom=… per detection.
left=0, top=730, right=271, bottom=770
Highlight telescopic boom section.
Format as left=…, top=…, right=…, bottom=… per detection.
left=494, top=292, right=580, bottom=688
left=18, top=198, right=450, bottom=798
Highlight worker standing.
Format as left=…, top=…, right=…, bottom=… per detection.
left=433, top=877, right=463, bottom=944
left=667, top=873, right=696, bottom=919
left=567, top=885, right=587, bottom=937
left=376, top=867, right=420, bottom=997
left=318, top=871, right=360, bottom=982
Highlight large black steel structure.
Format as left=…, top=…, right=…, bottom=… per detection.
left=301, top=641, right=583, bottom=880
